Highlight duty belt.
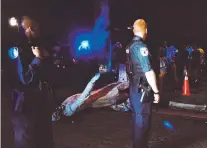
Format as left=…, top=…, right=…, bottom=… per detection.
left=136, top=77, right=152, bottom=103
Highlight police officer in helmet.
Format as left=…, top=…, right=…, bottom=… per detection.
left=126, top=19, right=160, bottom=148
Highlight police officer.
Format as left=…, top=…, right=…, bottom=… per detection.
left=9, top=17, right=54, bottom=148
left=126, top=19, right=160, bottom=148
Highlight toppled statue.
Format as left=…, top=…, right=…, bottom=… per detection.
left=52, top=64, right=131, bottom=121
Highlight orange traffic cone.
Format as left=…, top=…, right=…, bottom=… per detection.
left=182, top=67, right=191, bottom=96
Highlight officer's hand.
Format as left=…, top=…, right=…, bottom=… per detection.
left=8, top=47, right=19, bottom=59
left=153, top=93, right=160, bottom=103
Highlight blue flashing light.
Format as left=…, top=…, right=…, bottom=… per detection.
left=78, top=40, right=90, bottom=50
left=70, top=1, right=110, bottom=59
left=8, top=47, right=19, bottom=59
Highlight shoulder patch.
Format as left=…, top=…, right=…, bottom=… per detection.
left=140, top=47, right=149, bottom=56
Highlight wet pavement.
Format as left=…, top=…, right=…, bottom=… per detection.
left=53, top=108, right=207, bottom=148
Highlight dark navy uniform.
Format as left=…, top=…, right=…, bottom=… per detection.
left=12, top=55, right=54, bottom=148
left=126, top=36, right=153, bottom=148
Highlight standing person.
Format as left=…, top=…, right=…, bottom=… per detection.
left=158, top=46, right=167, bottom=93
left=191, top=46, right=201, bottom=84
left=125, top=19, right=160, bottom=148
left=165, top=44, right=179, bottom=91
left=9, top=16, right=54, bottom=148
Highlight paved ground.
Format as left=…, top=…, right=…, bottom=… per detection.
left=165, top=80, right=207, bottom=105
left=53, top=108, right=207, bottom=148
left=2, top=72, right=207, bottom=148
left=53, top=78, right=207, bottom=148
left=154, top=78, right=207, bottom=114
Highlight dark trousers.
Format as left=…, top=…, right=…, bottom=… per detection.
left=12, top=90, right=54, bottom=148
left=2, top=93, right=14, bottom=148
left=129, top=78, right=152, bottom=148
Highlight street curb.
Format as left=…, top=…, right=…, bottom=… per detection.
left=169, top=101, right=207, bottom=112
left=156, top=108, right=207, bottom=120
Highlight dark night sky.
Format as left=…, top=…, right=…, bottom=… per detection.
left=2, top=0, right=207, bottom=42
left=110, top=1, right=207, bottom=45
left=2, top=0, right=207, bottom=64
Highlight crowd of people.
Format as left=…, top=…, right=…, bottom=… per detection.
left=158, top=42, right=206, bottom=93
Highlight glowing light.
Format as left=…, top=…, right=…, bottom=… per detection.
left=188, top=46, right=193, bottom=54
left=198, top=48, right=204, bottom=54
left=78, top=40, right=90, bottom=50
left=163, top=121, right=174, bottom=129
left=69, top=0, right=110, bottom=59
left=8, top=47, right=19, bottom=59
left=126, top=49, right=129, bottom=53
left=9, top=17, right=18, bottom=27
